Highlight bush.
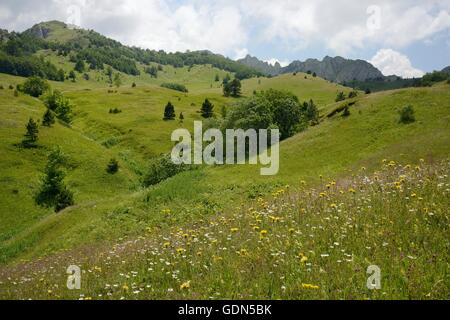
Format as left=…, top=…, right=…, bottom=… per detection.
left=399, top=105, right=415, bottom=124
left=163, top=102, right=175, bottom=120
left=335, top=91, right=346, bottom=102
left=109, top=107, right=122, bottom=114
left=44, top=90, right=73, bottom=123
left=161, top=82, right=188, bottom=92
left=142, top=154, right=188, bottom=187
left=42, top=109, right=55, bottom=127
left=342, top=106, right=351, bottom=117
left=22, top=117, right=39, bottom=147
left=106, top=158, right=119, bottom=174
left=224, top=89, right=306, bottom=140
left=21, top=76, right=49, bottom=97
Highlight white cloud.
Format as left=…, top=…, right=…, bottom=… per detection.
left=0, top=0, right=449, bottom=64
left=264, top=58, right=290, bottom=67
left=369, top=49, right=425, bottom=78
left=234, top=48, right=249, bottom=60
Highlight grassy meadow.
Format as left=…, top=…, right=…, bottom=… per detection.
left=0, top=55, right=449, bottom=299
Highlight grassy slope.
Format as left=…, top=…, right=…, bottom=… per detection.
left=0, top=62, right=449, bottom=266
left=3, top=65, right=450, bottom=259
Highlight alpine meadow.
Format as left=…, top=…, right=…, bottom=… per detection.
left=0, top=8, right=449, bottom=303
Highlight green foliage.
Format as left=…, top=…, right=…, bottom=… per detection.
left=399, top=105, right=415, bottom=124
left=109, top=107, right=122, bottom=114
left=74, top=59, right=85, bottom=73
left=335, top=91, right=346, bottom=102
left=163, top=102, right=176, bottom=120
left=223, top=78, right=241, bottom=97
left=200, top=98, right=214, bottom=118
left=224, top=89, right=306, bottom=140
left=342, top=106, right=351, bottom=117
left=21, top=76, right=49, bottom=97
left=214, top=74, right=220, bottom=82
left=0, top=52, right=64, bottom=81
left=421, top=71, right=448, bottom=86
left=68, top=70, right=76, bottom=82
left=106, top=158, right=119, bottom=174
left=113, top=73, right=122, bottom=88
left=22, top=117, right=39, bottom=147
left=304, top=99, right=319, bottom=125
left=348, top=90, right=358, bottom=98
left=42, top=109, right=55, bottom=127
left=35, top=147, right=74, bottom=212
left=142, top=154, right=188, bottom=187
left=160, top=82, right=188, bottom=92
left=44, top=90, right=73, bottom=123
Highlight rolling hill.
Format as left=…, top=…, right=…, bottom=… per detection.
left=0, top=21, right=449, bottom=300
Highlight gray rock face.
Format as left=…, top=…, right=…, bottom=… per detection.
left=283, top=56, right=384, bottom=83
left=441, top=66, right=450, bottom=75
left=237, top=54, right=282, bottom=76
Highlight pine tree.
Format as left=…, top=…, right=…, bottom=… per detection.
left=306, top=99, right=319, bottom=125
left=35, top=147, right=74, bottom=212
left=230, top=79, right=242, bottom=97
left=163, top=102, right=175, bottom=120
left=42, top=109, right=55, bottom=127
left=200, top=99, right=214, bottom=118
left=23, top=117, right=39, bottom=147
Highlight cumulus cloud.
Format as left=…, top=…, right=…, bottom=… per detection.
left=0, top=0, right=449, bottom=63
left=264, top=58, right=290, bottom=67
left=369, top=49, right=425, bottom=78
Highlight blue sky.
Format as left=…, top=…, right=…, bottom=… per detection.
left=1, top=0, right=449, bottom=77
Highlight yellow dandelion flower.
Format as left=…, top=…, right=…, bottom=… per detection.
left=302, top=283, right=320, bottom=289
left=180, top=281, right=190, bottom=290
left=230, top=227, right=239, bottom=233
left=260, top=229, right=268, bottom=238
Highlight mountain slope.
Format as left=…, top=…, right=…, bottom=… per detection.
left=283, top=56, right=384, bottom=82
left=237, top=54, right=282, bottom=76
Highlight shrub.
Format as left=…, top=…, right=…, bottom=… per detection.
left=21, top=76, right=49, bottom=97
left=106, top=158, right=119, bottom=174
left=109, top=108, right=122, bottom=114
left=335, top=91, right=346, bottom=102
left=22, top=117, right=39, bottom=148
left=44, top=90, right=73, bottom=123
left=399, top=105, right=415, bottom=124
left=160, top=82, right=188, bottom=93
left=142, top=154, right=188, bottom=187
left=342, top=106, right=351, bottom=117
left=163, top=102, right=175, bottom=120
left=348, top=90, right=358, bottom=98
left=42, top=109, right=55, bottom=127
